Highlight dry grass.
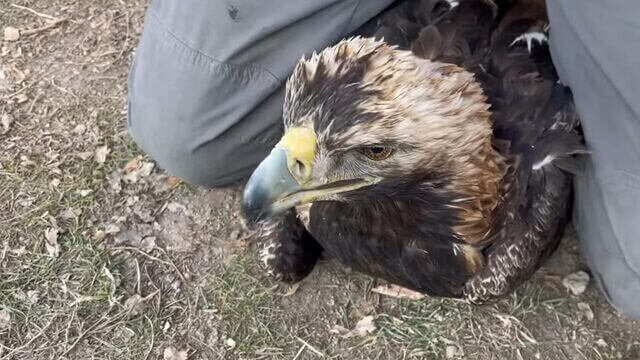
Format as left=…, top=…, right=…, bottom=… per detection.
left=1, top=1, right=639, bottom=359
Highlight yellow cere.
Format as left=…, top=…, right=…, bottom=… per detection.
left=276, top=127, right=317, bottom=184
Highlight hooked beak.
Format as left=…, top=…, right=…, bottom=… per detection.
left=242, top=127, right=371, bottom=224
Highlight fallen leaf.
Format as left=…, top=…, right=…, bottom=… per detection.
left=76, top=189, right=92, bottom=197
left=330, top=316, right=376, bottom=338
left=372, top=284, right=425, bottom=300
left=139, top=236, right=156, bottom=253
left=167, top=202, right=187, bottom=213
left=330, top=325, right=350, bottom=336
left=6, top=65, right=25, bottom=84
left=104, top=224, right=120, bottom=235
left=353, top=315, right=376, bottom=336
left=163, top=346, right=187, bottom=360
left=1, top=114, right=13, bottom=134
left=577, top=302, right=594, bottom=321
left=72, top=124, right=86, bottom=134
left=124, top=157, right=142, bottom=173
left=123, top=161, right=154, bottom=183
left=12, top=46, right=22, bottom=58
left=562, top=271, right=590, bottom=296
left=107, top=170, right=123, bottom=193
left=27, top=290, right=40, bottom=304
left=166, top=176, right=182, bottom=189
left=15, top=93, right=28, bottom=103
left=445, top=345, right=458, bottom=359
left=94, top=230, right=106, bottom=241
left=44, top=227, right=60, bottom=257
left=60, top=208, right=81, bottom=220
left=140, top=162, right=154, bottom=176
left=94, top=145, right=110, bottom=164
left=124, top=294, right=144, bottom=316
left=76, top=151, right=93, bottom=160
left=134, top=207, right=154, bottom=223
left=0, top=309, right=11, bottom=330
left=4, top=27, right=20, bottom=41
left=163, top=321, right=171, bottom=333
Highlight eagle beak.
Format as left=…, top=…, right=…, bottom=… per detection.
left=242, top=127, right=369, bottom=224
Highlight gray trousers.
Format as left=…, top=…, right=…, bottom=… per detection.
left=127, top=0, right=640, bottom=318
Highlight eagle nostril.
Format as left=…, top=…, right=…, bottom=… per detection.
left=294, top=159, right=306, bottom=179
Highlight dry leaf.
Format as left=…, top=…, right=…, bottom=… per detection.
left=166, top=176, right=182, bottom=189
left=372, top=284, right=425, bottom=300
left=595, top=338, right=608, bottom=348
left=4, top=27, right=20, bottom=41
left=76, top=151, right=93, bottom=160
left=15, top=93, right=28, bottom=103
left=577, top=302, right=594, bottom=321
left=124, top=294, right=144, bottom=316
left=330, top=316, right=376, bottom=338
left=140, top=162, right=154, bottom=176
left=60, top=208, right=81, bottom=220
left=94, top=145, right=110, bottom=164
left=163, top=346, right=188, bottom=360
left=73, top=124, right=86, bottom=134
left=167, top=202, right=187, bottom=213
left=0, top=309, right=11, bottom=330
left=26, top=290, right=40, bottom=304
left=44, top=227, right=60, bottom=257
left=124, top=157, right=142, bottom=173
left=562, top=271, right=590, bottom=296
left=353, top=315, right=376, bottom=336
left=1, top=114, right=13, bottom=134
left=107, top=170, right=123, bottom=193
left=123, top=161, right=154, bottom=183
left=76, top=189, right=92, bottom=197
left=445, top=345, right=458, bottom=359
left=139, top=236, right=156, bottom=253
left=104, top=223, right=120, bottom=234
left=6, top=65, right=26, bottom=84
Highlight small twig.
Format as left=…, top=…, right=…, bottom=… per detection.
left=27, top=92, right=42, bottom=114
left=48, top=77, right=78, bottom=100
left=135, top=257, right=141, bottom=294
left=111, top=246, right=172, bottom=266
left=64, top=305, right=78, bottom=346
left=10, top=4, right=59, bottom=21
left=143, top=315, right=154, bottom=360
left=292, top=343, right=306, bottom=360
left=21, top=18, right=68, bottom=36
left=157, top=248, right=188, bottom=285
left=295, top=337, right=324, bottom=357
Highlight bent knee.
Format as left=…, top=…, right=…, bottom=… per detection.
left=128, top=122, right=255, bottom=187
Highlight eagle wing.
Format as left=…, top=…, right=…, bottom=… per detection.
left=355, top=0, right=585, bottom=303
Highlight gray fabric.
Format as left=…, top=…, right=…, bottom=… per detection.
left=127, top=0, right=394, bottom=186
left=546, top=0, right=640, bottom=319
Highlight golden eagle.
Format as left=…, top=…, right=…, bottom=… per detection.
left=241, top=0, right=586, bottom=304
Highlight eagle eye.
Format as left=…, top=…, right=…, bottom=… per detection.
left=362, top=146, right=393, bottom=161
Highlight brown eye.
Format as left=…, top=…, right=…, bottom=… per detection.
left=362, top=146, right=393, bottom=161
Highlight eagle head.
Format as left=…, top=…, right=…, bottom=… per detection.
left=243, top=37, right=504, bottom=242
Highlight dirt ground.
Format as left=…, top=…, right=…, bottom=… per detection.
left=1, top=1, right=639, bottom=359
